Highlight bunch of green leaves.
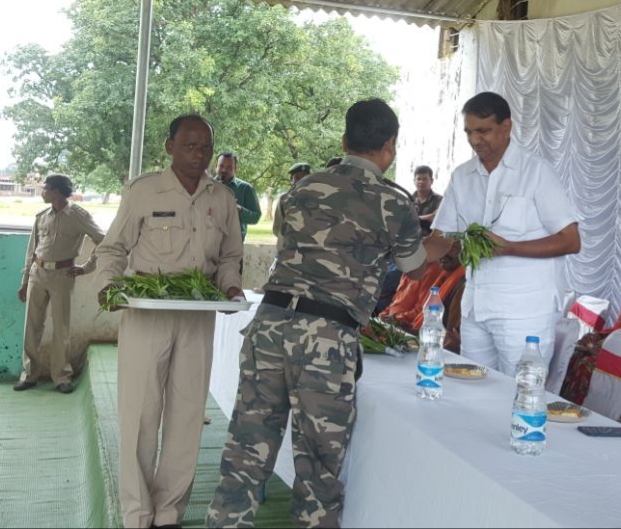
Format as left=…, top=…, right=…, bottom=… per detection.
left=446, top=221, right=501, bottom=271
left=359, top=317, right=418, bottom=354
left=100, top=268, right=226, bottom=312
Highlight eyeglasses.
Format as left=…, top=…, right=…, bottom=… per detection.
left=179, top=143, right=212, bottom=154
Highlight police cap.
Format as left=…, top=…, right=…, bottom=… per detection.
left=287, top=162, right=311, bottom=175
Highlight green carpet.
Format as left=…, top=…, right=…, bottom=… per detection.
left=0, top=345, right=293, bottom=528
left=0, top=374, right=107, bottom=528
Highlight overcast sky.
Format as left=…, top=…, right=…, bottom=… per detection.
left=0, top=1, right=431, bottom=168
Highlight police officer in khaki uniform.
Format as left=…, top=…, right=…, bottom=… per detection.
left=95, top=114, right=244, bottom=529
left=206, top=99, right=449, bottom=528
left=15, top=174, right=105, bottom=394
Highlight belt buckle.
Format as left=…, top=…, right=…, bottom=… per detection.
left=43, top=261, right=56, bottom=270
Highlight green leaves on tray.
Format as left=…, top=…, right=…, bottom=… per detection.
left=359, top=317, right=418, bottom=355
left=100, top=268, right=226, bottom=312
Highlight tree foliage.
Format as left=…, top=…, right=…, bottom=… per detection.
left=2, top=0, right=399, bottom=196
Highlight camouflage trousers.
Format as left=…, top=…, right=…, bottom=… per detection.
left=206, top=302, right=359, bottom=528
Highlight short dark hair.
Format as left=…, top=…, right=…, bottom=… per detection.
left=217, top=151, right=238, bottom=165
left=45, top=174, right=73, bottom=198
left=168, top=114, right=214, bottom=144
left=344, top=98, right=399, bottom=153
left=414, top=165, right=433, bottom=179
left=462, top=92, right=511, bottom=124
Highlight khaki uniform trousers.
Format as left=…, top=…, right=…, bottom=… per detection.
left=118, top=308, right=215, bottom=529
left=22, top=264, right=75, bottom=385
left=207, top=303, right=358, bottom=528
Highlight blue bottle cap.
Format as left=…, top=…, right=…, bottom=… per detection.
left=526, top=336, right=540, bottom=344
left=429, top=305, right=440, bottom=311
left=430, top=286, right=439, bottom=294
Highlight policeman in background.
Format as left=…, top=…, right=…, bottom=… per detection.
left=95, top=114, right=244, bottom=529
left=15, top=174, right=105, bottom=394
left=287, top=162, right=311, bottom=187
left=206, top=99, right=448, bottom=528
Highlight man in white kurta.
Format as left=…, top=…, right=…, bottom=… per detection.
left=432, top=91, right=580, bottom=375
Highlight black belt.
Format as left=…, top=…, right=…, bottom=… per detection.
left=262, top=291, right=359, bottom=329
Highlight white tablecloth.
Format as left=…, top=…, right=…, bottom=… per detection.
left=210, top=295, right=621, bottom=528
left=210, top=291, right=296, bottom=486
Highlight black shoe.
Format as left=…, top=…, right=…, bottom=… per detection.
left=13, top=380, right=37, bottom=391
left=56, top=383, right=74, bottom=394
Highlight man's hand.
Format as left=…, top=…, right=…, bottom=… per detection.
left=97, top=284, right=125, bottom=312
left=17, top=285, right=28, bottom=303
left=68, top=265, right=86, bottom=278
left=487, top=232, right=510, bottom=257
left=423, top=231, right=455, bottom=262
left=226, top=286, right=245, bottom=300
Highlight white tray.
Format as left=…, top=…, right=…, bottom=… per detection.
left=126, top=297, right=252, bottom=312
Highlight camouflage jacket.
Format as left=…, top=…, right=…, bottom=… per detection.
left=268, top=155, right=426, bottom=325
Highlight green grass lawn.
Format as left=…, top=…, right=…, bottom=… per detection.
left=247, top=219, right=277, bottom=244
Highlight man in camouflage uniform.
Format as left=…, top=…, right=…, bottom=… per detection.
left=15, top=174, right=105, bottom=394
left=207, top=99, right=447, bottom=528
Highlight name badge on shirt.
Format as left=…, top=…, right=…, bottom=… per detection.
left=152, top=211, right=176, bottom=217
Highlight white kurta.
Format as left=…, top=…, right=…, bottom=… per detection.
left=433, top=141, right=579, bottom=323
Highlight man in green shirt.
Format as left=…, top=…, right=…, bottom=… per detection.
left=215, top=151, right=262, bottom=241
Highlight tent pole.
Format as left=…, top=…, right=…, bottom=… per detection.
left=128, top=0, right=153, bottom=180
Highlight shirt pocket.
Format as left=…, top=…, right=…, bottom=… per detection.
left=145, top=215, right=183, bottom=254
left=494, top=195, right=528, bottom=238
left=205, top=214, right=229, bottom=250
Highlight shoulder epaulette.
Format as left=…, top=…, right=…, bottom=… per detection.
left=212, top=177, right=235, bottom=195
left=35, top=207, right=51, bottom=217
left=127, top=171, right=160, bottom=188
left=70, top=203, right=92, bottom=218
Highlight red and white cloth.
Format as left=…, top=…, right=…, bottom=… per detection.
left=567, top=295, right=610, bottom=338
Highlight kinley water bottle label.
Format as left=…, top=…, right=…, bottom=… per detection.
left=416, top=363, right=443, bottom=388
left=511, top=412, right=547, bottom=441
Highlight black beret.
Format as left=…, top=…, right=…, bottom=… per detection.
left=287, top=162, right=311, bottom=175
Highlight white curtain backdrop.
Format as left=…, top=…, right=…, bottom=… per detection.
left=476, top=5, right=621, bottom=326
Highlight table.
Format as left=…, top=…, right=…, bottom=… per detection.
left=210, top=296, right=621, bottom=528
left=210, top=291, right=296, bottom=486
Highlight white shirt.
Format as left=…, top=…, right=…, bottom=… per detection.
left=432, top=141, right=579, bottom=321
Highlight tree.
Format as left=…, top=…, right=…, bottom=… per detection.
left=2, top=0, right=399, bottom=200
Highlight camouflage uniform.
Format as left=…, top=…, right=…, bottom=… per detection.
left=207, top=155, right=425, bottom=528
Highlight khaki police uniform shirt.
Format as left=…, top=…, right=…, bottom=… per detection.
left=269, top=155, right=426, bottom=326
left=95, top=166, right=243, bottom=294
left=21, top=202, right=106, bottom=286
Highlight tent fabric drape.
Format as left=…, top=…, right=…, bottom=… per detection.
left=476, top=5, right=621, bottom=325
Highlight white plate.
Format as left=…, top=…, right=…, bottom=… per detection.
left=444, top=363, right=490, bottom=380
left=547, top=401, right=591, bottom=423
left=126, top=297, right=252, bottom=312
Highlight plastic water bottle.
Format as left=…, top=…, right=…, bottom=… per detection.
left=510, top=336, right=548, bottom=456
left=423, top=286, right=444, bottom=322
left=415, top=305, right=446, bottom=400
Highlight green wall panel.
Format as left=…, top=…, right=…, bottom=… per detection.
left=0, top=233, right=28, bottom=380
